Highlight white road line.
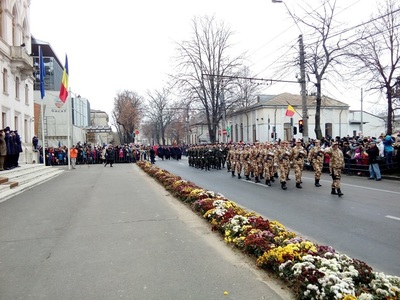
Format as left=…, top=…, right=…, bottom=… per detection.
left=386, top=215, right=400, bottom=221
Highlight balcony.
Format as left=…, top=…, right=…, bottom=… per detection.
left=10, top=46, right=34, bottom=80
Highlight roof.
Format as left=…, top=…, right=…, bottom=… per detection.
left=84, top=126, right=112, bottom=133
left=232, top=92, right=349, bottom=115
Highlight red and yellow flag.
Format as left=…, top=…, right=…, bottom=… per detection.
left=59, top=55, right=69, bottom=103
left=285, top=104, right=295, bottom=117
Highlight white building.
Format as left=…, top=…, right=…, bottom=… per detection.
left=189, top=92, right=388, bottom=144
left=0, top=0, right=35, bottom=163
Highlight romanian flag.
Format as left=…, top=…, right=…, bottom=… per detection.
left=59, top=55, right=69, bottom=103
left=39, top=46, right=45, bottom=99
left=285, top=104, right=295, bottom=117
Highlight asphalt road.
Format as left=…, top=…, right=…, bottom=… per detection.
left=0, top=163, right=293, bottom=300
left=155, top=157, right=400, bottom=277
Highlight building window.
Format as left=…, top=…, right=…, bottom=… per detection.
left=25, top=83, right=29, bottom=105
left=284, top=122, right=291, bottom=141
left=1, top=112, right=6, bottom=129
left=325, top=123, right=332, bottom=138
left=14, top=115, right=18, bottom=131
left=15, top=76, right=20, bottom=100
left=240, top=123, right=243, bottom=142
left=0, top=5, right=3, bottom=39
left=2, top=68, right=7, bottom=94
left=252, top=124, right=256, bottom=142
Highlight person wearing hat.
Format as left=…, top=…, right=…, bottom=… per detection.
left=308, top=139, right=324, bottom=187
left=324, top=141, right=345, bottom=197
left=290, top=139, right=306, bottom=188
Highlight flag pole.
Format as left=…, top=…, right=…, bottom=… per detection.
left=41, top=100, right=46, bottom=165
left=39, top=46, right=46, bottom=165
left=67, top=88, right=72, bottom=170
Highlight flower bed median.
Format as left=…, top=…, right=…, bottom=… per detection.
left=137, top=161, right=400, bottom=300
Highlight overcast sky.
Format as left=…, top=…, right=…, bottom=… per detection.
left=30, top=0, right=384, bottom=117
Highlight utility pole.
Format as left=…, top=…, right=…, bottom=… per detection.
left=299, top=35, right=308, bottom=142
left=220, top=89, right=226, bottom=143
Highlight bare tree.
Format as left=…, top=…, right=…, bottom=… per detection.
left=292, top=0, right=349, bottom=139
left=145, top=88, right=177, bottom=145
left=349, top=0, right=400, bottom=135
left=174, top=15, right=245, bottom=143
left=112, top=90, right=142, bottom=144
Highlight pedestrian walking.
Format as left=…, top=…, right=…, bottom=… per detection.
left=69, top=145, right=78, bottom=169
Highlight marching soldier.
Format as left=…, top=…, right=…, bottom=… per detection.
left=253, top=143, right=264, bottom=183
left=243, top=145, right=252, bottom=180
left=324, top=141, right=345, bottom=197
left=308, top=139, right=324, bottom=187
left=277, top=141, right=291, bottom=190
left=235, top=145, right=244, bottom=179
left=263, top=144, right=275, bottom=186
left=291, top=139, right=307, bottom=189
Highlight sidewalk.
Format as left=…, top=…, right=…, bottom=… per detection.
left=0, top=163, right=293, bottom=300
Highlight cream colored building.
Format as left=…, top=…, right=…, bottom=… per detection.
left=0, top=0, right=35, bottom=163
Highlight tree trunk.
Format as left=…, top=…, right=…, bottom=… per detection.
left=314, top=82, right=323, bottom=139
left=387, top=89, right=393, bottom=135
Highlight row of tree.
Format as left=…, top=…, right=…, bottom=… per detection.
left=112, top=0, right=400, bottom=145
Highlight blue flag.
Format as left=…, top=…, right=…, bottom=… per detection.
left=39, top=46, right=45, bottom=99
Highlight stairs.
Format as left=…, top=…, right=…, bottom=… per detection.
left=0, top=164, right=64, bottom=202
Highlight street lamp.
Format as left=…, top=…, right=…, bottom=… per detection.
left=272, top=0, right=309, bottom=142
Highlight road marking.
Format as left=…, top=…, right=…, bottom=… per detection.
left=386, top=215, right=400, bottom=221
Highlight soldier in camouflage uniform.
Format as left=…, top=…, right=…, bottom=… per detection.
left=263, top=144, right=275, bottom=186
left=235, top=146, right=244, bottom=179
left=324, top=141, right=345, bottom=197
left=290, top=139, right=307, bottom=189
left=241, top=145, right=251, bottom=180
left=252, top=143, right=264, bottom=183
left=227, top=145, right=235, bottom=173
left=277, top=141, right=291, bottom=190
left=308, top=139, right=324, bottom=187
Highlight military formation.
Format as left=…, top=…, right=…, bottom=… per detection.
left=186, top=139, right=345, bottom=197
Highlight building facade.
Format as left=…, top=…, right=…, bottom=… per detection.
left=189, top=93, right=388, bottom=144
left=0, top=0, right=35, bottom=163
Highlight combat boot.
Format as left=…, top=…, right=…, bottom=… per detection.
left=238, top=174, right=242, bottom=179
left=271, top=177, right=275, bottom=182
left=296, top=182, right=302, bottom=189
left=337, top=189, right=344, bottom=197
left=246, top=175, right=250, bottom=180
left=274, top=173, right=279, bottom=178
left=331, top=188, right=337, bottom=195
left=281, top=181, right=287, bottom=190
left=315, top=179, right=321, bottom=187
left=260, top=174, right=264, bottom=179
left=255, top=176, right=260, bottom=183
left=265, top=180, right=271, bottom=186
left=231, top=171, right=235, bottom=177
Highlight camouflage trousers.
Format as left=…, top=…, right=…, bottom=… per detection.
left=236, top=162, right=243, bottom=175
left=312, top=159, right=323, bottom=180
left=243, top=161, right=252, bottom=176
left=279, top=160, right=290, bottom=182
left=331, top=168, right=342, bottom=189
left=293, top=159, right=304, bottom=183
left=263, top=162, right=274, bottom=179
left=253, top=162, right=263, bottom=177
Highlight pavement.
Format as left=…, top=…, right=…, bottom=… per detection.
left=0, top=162, right=294, bottom=300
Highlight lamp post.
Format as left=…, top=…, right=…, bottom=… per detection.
left=272, top=0, right=308, bottom=142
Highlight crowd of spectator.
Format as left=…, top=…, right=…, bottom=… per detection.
left=36, top=143, right=188, bottom=167
left=0, top=126, right=23, bottom=171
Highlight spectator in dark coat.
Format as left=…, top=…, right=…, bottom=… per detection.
left=104, top=145, right=115, bottom=167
